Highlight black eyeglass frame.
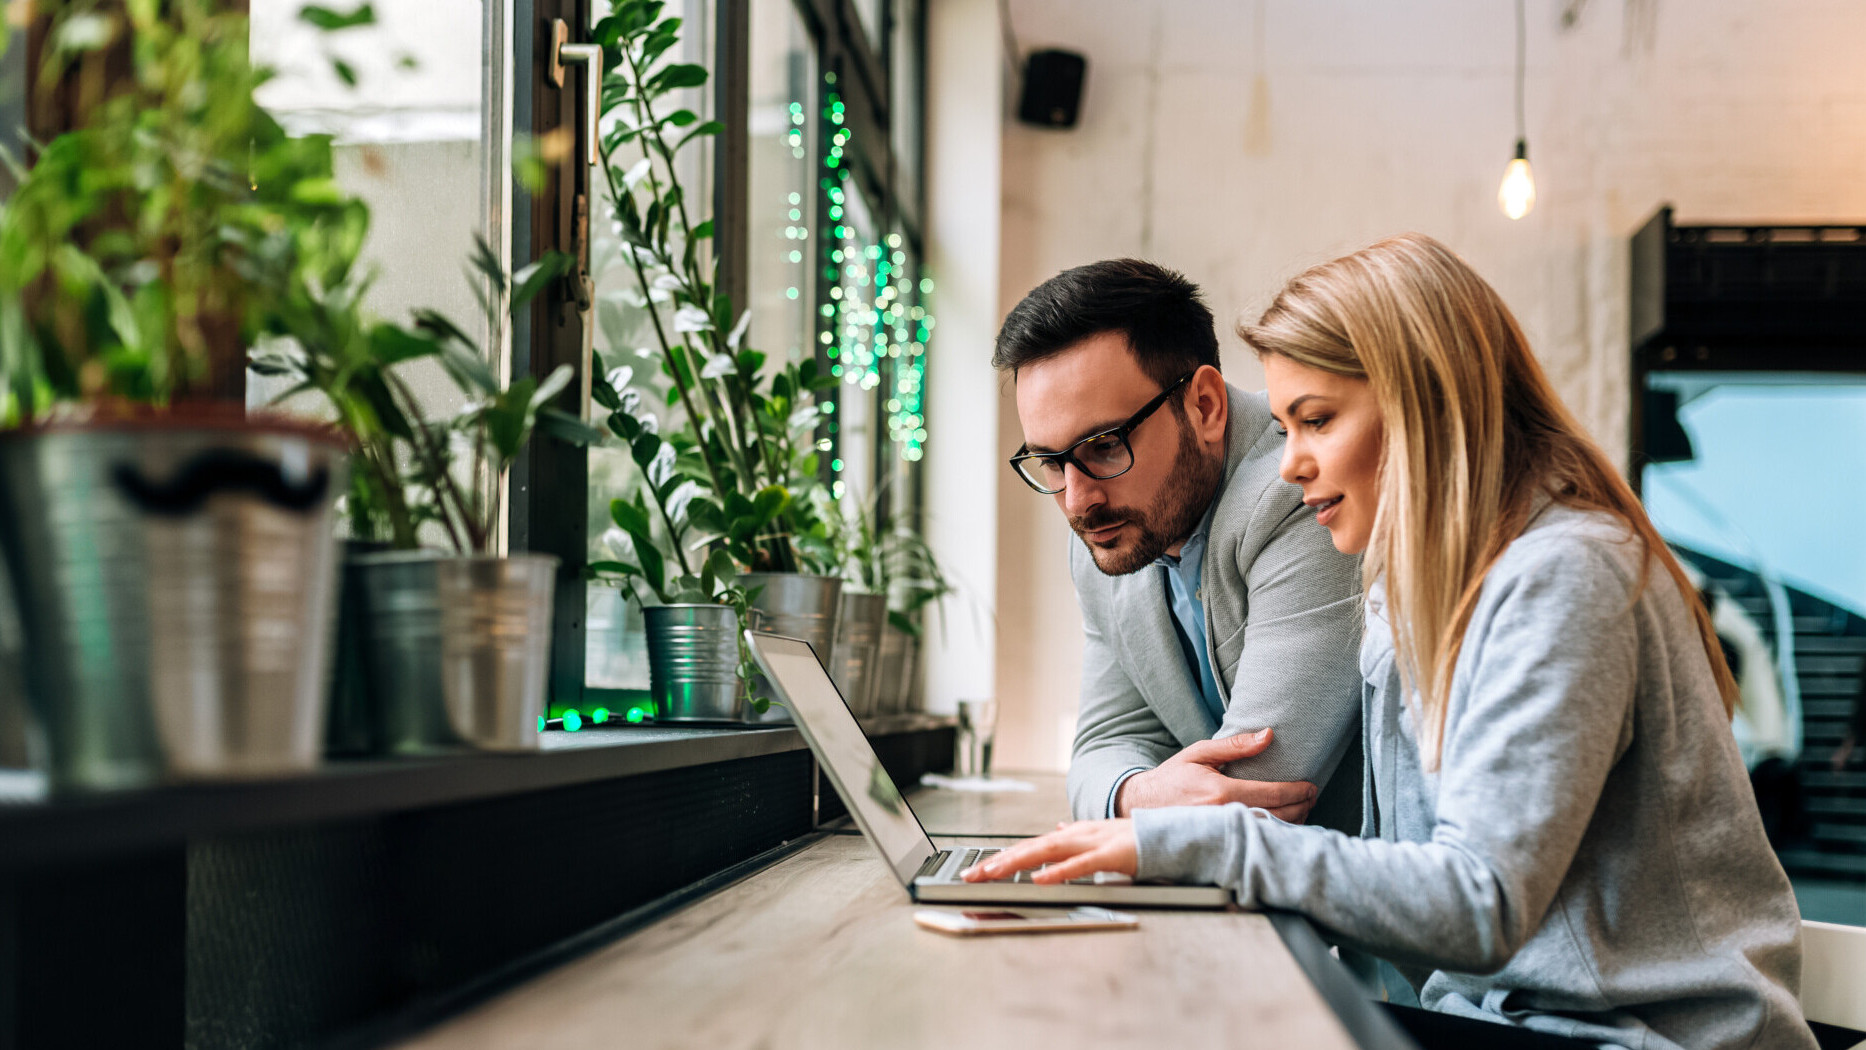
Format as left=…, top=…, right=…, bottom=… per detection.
left=1008, top=371, right=1198, bottom=494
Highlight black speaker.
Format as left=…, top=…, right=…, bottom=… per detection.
left=1017, top=49, right=1087, bottom=129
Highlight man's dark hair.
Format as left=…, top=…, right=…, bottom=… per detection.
left=992, top=259, right=1221, bottom=392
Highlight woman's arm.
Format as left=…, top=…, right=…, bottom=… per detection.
left=976, top=535, right=1648, bottom=974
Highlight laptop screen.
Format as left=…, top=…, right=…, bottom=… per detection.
left=746, top=631, right=937, bottom=886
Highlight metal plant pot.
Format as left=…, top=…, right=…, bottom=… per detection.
left=354, top=551, right=454, bottom=754
left=644, top=604, right=744, bottom=723
left=355, top=551, right=557, bottom=753
left=0, top=418, right=344, bottom=791
left=875, top=620, right=921, bottom=715
left=829, top=591, right=888, bottom=718
left=0, top=554, right=29, bottom=769
left=739, top=573, right=841, bottom=724
left=324, top=539, right=391, bottom=756
left=436, top=554, right=557, bottom=751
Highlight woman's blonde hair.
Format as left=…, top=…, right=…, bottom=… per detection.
left=1240, top=233, right=1736, bottom=767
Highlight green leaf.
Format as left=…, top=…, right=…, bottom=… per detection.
left=691, top=219, right=714, bottom=240
left=607, top=411, right=641, bottom=442
left=511, top=252, right=572, bottom=314
left=723, top=491, right=755, bottom=528
left=592, top=378, right=621, bottom=412
left=661, top=108, right=698, bottom=127
left=705, top=548, right=737, bottom=587
left=677, top=120, right=725, bottom=151
left=530, top=364, right=574, bottom=412
left=299, top=4, right=377, bottom=31
left=484, top=377, right=538, bottom=462
left=368, top=323, right=437, bottom=365
left=588, top=559, right=642, bottom=579
left=636, top=538, right=666, bottom=592
left=469, top=236, right=507, bottom=298
left=640, top=21, right=680, bottom=65
left=630, top=431, right=663, bottom=468
left=331, top=57, right=358, bottom=87
left=610, top=498, right=652, bottom=537
left=752, top=485, right=790, bottom=525
left=653, top=63, right=708, bottom=91
left=687, top=497, right=724, bottom=535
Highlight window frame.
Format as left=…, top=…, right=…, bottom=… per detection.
left=571, top=0, right=930, bottom=705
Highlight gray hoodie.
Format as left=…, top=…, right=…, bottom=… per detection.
left=1134, top=503, right=1812, bottom=1049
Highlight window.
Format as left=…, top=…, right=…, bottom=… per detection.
left=580, top=0, right=932, bottom=704
left=585, top=0, right=715, bottom=692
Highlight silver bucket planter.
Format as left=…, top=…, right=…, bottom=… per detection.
left=739, top=573, right=841, bottom=724
left=0, top=417, right=344, bottom=791
left=437, top=554, right=557, bottom=751
left=354, top=551, right=558, bottom=753
left=644, top=604, right=744, bottom=723
left=354, top=551, right=453, bottom=754
left=829, top=591, right=887, bottom=718
left=874, top=619, right=922, bottom=715
left=325, top=539, right=392, bottom=756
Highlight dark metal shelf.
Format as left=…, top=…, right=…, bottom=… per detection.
left=0, top=713, right=956, bottom=873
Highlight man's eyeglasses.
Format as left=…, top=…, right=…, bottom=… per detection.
left=1009, top=371, right=1196, bottom=495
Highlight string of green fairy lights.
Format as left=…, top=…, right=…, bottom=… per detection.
left=821, top=71, right=932, bottom=476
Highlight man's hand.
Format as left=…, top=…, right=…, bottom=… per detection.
left=1114, top=728, right=1318, bottom=821
left=961, top=820, right=1138, bottom=884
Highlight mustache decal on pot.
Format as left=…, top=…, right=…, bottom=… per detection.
left=112, top=450, right=332, bottom=517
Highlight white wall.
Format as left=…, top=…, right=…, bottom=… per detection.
left=990, top=0, right=1866, bottom=772
left=922, top=0, right=1005, bottom=717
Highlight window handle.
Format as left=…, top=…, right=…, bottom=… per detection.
left=550, top=18, right=603, bottom=169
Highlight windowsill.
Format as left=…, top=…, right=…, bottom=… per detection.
left=0, top=713, right=956, bottom=874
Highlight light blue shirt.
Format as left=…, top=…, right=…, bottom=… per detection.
left=1104, top=492, right=1226, bottom=817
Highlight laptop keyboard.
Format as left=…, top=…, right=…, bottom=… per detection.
left=940, top=847, right=1098, bottom=885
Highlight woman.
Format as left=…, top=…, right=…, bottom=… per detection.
left=965, top=234, right=1812, bottom=1049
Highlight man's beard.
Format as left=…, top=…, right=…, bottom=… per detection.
left=1071, top=415, right=1224, bottom=576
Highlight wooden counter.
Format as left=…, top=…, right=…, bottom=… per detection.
left=390, top=772, right=1416, bottom=1050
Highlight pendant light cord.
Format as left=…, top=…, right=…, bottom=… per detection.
left=1514, top=0, right=1527, bottom=146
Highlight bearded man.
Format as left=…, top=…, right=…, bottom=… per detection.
left=995, top=259, right=1364, bottom=828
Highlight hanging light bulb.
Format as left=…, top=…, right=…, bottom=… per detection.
left=1498, top=0, right=1536, bottom=220
left=1499, top=138, right=1536, bottom=220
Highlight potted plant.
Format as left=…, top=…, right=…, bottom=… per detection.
left=589, top=0, right=846, bottom=722
left=0, top=0, right=369, bottom=790
left=873, top=526, right=952, bottom=714
left=251, top=234, right=592, bottom=752
left=586, top=359, right=758, bottom=722
left=816, top=493, right=897, bottom=720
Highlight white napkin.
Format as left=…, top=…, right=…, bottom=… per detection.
left=920, top=772, right=1036, bottom=793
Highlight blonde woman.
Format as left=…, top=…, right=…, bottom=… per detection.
left=965, top=234, right=1813, bottom=1049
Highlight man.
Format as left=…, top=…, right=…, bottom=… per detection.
left=994, top=259, right=1364, bottom=827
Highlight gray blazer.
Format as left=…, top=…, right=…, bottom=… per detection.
left=1066, top=383, right=1366, bottom=824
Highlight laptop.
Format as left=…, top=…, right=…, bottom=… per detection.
left=746, top=630, right=1234, bottom=908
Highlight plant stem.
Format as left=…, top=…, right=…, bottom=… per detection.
left=619, top=41, right=762, bottom=488
left=384, top=369, right=472, bottom=554
left=620, top=37, right=800, bottom=570
left=597, top=140, right=732, bottom=505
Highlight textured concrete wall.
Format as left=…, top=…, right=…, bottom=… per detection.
left=992, top=0, right=1866, bottom=771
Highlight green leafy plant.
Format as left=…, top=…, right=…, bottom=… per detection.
left=588, top=0, right=836, bottom=575
left=0, top=0, right=374, bottom=425
left=819, top=488, right=952, bottom=636
left=249, top=237, right=594, bottom=555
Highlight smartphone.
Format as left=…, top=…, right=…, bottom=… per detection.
left=912, top=906, right=1139, bottom=936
